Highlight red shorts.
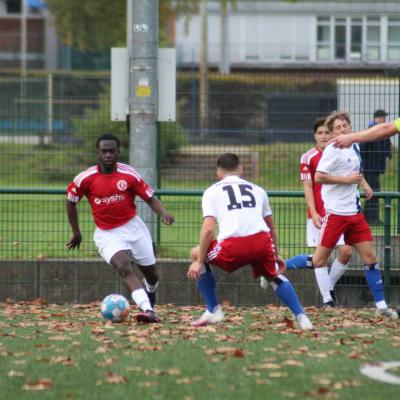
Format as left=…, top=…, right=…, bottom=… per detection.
left=319, top=212, right=373, bottom=248
left=206, top=231, right=278, bottom=279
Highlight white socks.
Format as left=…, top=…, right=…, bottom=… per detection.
left=131, top=288, right=152, bottom=312
left=143, top=279, right=158, bottom=293
left=314, top=266, right=332, bottom=303
left=329, top=258, right=347, bottom=290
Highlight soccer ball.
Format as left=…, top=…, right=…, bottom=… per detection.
left=100, top=294, right=130, bottom=323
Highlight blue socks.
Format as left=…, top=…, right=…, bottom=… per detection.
left=364, top=263, right=385, bottom=303
left=198, top=264, right=218, bottom=312
left=285, top=254, right=313, bottom=270
left=273, top=275, right=304, bottom=316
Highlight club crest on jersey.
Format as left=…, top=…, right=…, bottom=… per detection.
left=117, top=180, right=128, bottom=191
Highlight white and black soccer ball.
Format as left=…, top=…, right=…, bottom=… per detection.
left=100, top=294, right=130, bottom=323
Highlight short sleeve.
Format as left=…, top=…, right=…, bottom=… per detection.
left=67, top=181, right=83, bottom=203
left=202, top=188, right=216, bottom=218
left=317, top=145, right=337, bottom=175
left=261, top=189, right=272, bottom=218
left=132, top=176, right=155, bottom=202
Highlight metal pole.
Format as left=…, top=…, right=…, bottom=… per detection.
left=127, top=0, right=158, bottom=236
left=21, top=0, right=27, bottom=74
left=199, top=0, right=208, bottom=141
left=220, top=1, right=230, bottom=74
left=47, top=73, right=53, bottom=144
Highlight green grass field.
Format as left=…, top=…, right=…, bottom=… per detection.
left=0, top=302, right=399, bottom=399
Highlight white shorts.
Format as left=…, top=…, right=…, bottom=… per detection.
left=306, top=218, right=345, bottom=248
left=93, top=215, right=156, bottom=266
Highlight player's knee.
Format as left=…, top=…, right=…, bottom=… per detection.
left=338, top=245, right=352, bottom=263
left=113, top=260, right=132, bottom=279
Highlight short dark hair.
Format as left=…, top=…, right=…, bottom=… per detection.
left=313, top=117, right=327, bottom=133
left=217, top=153, right=240, bottom=171
left=96, top=133, right=120, bottom=148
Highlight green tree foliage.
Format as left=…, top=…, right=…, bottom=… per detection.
left=45, top=0, right=236, bottom=51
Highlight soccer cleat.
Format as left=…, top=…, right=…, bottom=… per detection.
left=375, top=308, right=399, bottom=320
left=323, top=300, right=336, bottom=308
left=190, top=306, right=225, bottom=327
left=260, top=276, right=269, bottom=290
left=135, top=310, right=161, bottom=323
left=296, top=313, right=314, bottom=330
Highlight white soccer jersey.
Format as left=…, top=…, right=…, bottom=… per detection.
left=316, top=143, right=362, bottom=215
left=202, top=175, right=272, bottom=241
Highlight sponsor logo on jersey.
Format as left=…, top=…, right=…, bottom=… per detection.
left=117, top=180, right=128, bottom=191
left=94, top=194, right=125, bottom=205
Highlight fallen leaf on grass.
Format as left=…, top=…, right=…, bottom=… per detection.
left=176, top=376, right=202, bottom=384
left=22, top=378, right=52, bottom=391
left=282, top=359, right=304, bottom=367
left=104, top=372, right=127, bottom=385
left=138, top=381, right=159, bottom=387
left=7, top=370, right=24, bottom=377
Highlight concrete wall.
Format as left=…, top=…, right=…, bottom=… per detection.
left=0, top=259, right=399, bottom=307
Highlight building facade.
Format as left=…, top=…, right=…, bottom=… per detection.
left=176, top=1, right=400, bottom=69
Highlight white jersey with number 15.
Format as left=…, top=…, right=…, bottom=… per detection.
left=202, top=175, right=272, bottom=241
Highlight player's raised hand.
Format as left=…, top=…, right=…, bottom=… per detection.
left=66, top=233, right=82, bottom=250
left=161, top=213, right=174, bottom=225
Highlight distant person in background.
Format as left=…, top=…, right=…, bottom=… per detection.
left=360, top=110, right=392, bottom=225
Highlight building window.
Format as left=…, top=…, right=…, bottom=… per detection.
left=317, top=17, right=331, bottom=60
left=350, top=18, right=362, bottom=60
left=334, top=18, right=346, bottom=60
left=366, top=17, right=380, bottom=61
left=388, top=18, right=400, bottom=61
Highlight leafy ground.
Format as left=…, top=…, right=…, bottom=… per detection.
left=0, top=302, right=399, bottom=400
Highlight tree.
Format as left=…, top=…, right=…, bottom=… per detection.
left=45, top=0, right=237, bottom=51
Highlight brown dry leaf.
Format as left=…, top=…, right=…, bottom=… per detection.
left=167, top=368, right=181, bottom=376
left=138, top=381, right=159, bottom=387
left=269, top=372, right=289, bottom=378
left=95, top=347, right=108, bottom=353
left=31, top=298, right=48, bottom=306
left=176, top=376, right=202, bottom=384
left=22, top=378, right=52, bottom=391
left=7, top=370, right=24, bottom=377
left=283, top=359, right=304, bottom=367
left=104, top=372, right=127, bottom=385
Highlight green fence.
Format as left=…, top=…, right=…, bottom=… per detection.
left=1, top=70, right=400, bottom=271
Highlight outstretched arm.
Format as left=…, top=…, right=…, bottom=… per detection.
left=147, top=196, right=174, bottom=225
left=333, top=119, right=400, bottom=148
left=65, top=200, right=82, bottom=249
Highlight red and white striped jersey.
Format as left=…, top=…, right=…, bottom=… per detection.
left=67, top=162, right=154, bottom=230
left=299, top=146, right=325, bottom=218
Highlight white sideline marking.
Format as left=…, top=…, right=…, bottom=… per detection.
left=360, top=362, right=400, bottom=385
